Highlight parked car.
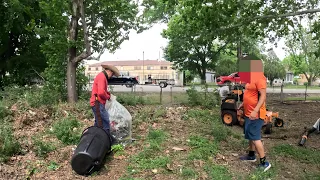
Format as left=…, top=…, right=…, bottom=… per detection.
left=108, top=76, right=139, bottom=88
left=216, top=72, right=241, bottom=86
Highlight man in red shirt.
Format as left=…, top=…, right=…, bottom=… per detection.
left=90, top=64, right=120, bottom=134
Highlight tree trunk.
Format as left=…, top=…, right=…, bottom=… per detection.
left=67, top=59, right=78, bottom=103
left=0, top=70, right=4, bottom=91
left=236, top=39, right=242, bottom=66
left=307, top=78, right=312, bottom=86
left=304, top=73, right=312, bottom=86
left=183, top=71, right=186, bottom=86
left=270, top=78, right=274, bottom=86
left=200, top=70, right=206, bottom=84
left=67, top=0, right=80, bottom=103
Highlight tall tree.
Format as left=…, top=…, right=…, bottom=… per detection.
left=162, top=1, right=245, bottom=84
left=263, top=51, right=286, bottom=85
left=0, top=0, right=48, bottom=87
left=284, top=20, right=320, bottom=86
left=37, top=0, right=144, bottom=103
left=215, top=53, right=237, bottom=77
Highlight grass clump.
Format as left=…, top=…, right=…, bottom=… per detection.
left=0, top=105, right=20, bottom=162
left=116, top=93, right=147, bottom=106
left=128, top=128, right=168, bottom=174
left=186, top=85, right=220, bottom=108
left=0, top=124, right=21, bottom=162
left=32, top=136, right=56, bottom=158
left=204, top=164, right=232, bottom=180
left=51, top=117, right=82, bottom=145
left=187, top=135, right=218, bottom=161
left=272, top=144, right=320, bottom=164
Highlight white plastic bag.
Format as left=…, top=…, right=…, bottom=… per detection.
left=105, top=94, right=133, bottom=144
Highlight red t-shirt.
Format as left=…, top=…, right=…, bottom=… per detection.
left=90, top=72, right=110, bottom=107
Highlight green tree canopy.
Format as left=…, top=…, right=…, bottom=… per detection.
left=0, top=0, right=48, bottom=87
left=283, top=20, right=320, bottom=85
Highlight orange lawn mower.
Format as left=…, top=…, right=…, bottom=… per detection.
left=220, top=84, right=284, bottom=134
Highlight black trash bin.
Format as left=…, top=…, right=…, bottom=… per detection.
left=71, top=94, right=113, bottom=176
left=71, top=126, right=112, bottom=175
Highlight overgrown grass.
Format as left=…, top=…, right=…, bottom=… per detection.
left=32, top=136, right=57, bottom=158
left=187, top=135, right=219, bottom=161
left=180, top=108, right=236, bottom=179
left=272, top=144, right=320, bottom=164
left=0, top=122, right=21, bottom=162
left=0, top=103, right=21, bottom=162
left=186, top=85, right=220, bottom=108
left=126, top=128, right=168, bottom=175
left=51, top=116, right=83, bottom=145
left=285, top=96, right=320, bottom=101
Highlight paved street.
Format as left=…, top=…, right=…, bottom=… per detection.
left=110, top=85, right=320, bottom=94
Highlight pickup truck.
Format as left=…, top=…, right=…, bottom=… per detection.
left=216, top=72, right=241, bottom=86
left=108, top=76, right=139, bottom=88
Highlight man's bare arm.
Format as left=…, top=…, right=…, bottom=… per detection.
left=253, top=88, right=266, bottom=112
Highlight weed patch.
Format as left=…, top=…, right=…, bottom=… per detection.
left=186, top=85, right=220, bottom=108
left=0, top=124, right=21, bottom=162
left=127, top=128, right=168, bottom=175
left=51, top=117, right=82, bottom=145
left=187, top=135, right=218, bottom=161
left=116, top=93, right=147, bottom=106
left=32, top=136, right=56, bottom=158
left=181, top=167, right=198, bottom=179
left=134, top=106, right=167, bottom=124
left=272, top=144, right=320, bottom=164
left=0, top=103, right=11, bottom=119
left=204, top=164, right=232, bottom=180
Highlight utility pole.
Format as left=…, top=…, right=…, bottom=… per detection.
left=143, top=51, right=145, bottom=84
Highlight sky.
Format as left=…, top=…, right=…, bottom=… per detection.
left=86, top=23, right=288, bottom=64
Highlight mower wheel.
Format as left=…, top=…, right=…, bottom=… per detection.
left=274, top=118, right=284, bottom=127
left=221, top=110, right=237, bottom=126
left=264, top=123, right=272, bottom=134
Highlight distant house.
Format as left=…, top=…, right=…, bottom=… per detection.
left=284, top=71, right=294, bottom=84
left=296, top=74, right=320, bottom=85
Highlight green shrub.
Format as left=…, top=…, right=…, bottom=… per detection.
left=116, top=94, right=146, bottom=106
left=0, top=103, right=11, bottom=119
left=186, top=85, right=220, bottom=108
left=24, top=87, right=61, bottom=108
left=33, top=137, right=56, bottom=158
left=52, top=117, right=82, bottom=145
left=0, top=124, right=21, bottom=162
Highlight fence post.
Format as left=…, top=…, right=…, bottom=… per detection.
left=160, top=87, right=163, bottom=104
left=305, top=84, right=308, bottom=101
left=280, top=82, right=284, bottom=103
left=170, top=85, right=173, bottom=104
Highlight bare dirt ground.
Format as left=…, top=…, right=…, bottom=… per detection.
left=0, top=94, right=320, bottom=180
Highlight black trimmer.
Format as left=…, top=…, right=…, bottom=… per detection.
left=299, top=118, right=320, bottom=146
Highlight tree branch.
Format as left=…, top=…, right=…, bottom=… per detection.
left=213, top=40, right=230, bottom=56
left=74, top=0, right=93, bottom=63
left=86, top=29, right=119, bottom=61
left=218, top=8, right=320, bottom=32
left=31, top=66, right=45, bottom=82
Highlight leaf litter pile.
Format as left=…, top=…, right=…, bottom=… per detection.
left=1, top=99, right=320, bottom=180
